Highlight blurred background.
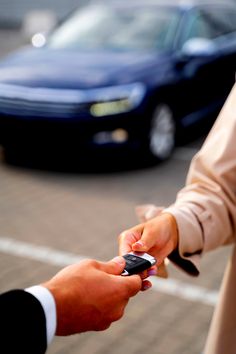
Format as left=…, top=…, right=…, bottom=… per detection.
left=0, top=1, right=235, bottom=353
left=0, top=0, right=85, bottom=27
left=0, top=0, right=235, bottom=27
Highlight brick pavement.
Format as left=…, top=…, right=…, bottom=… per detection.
left=0, top=29, right=232, bottom=354
left=0, top=152, right=232, bottom=354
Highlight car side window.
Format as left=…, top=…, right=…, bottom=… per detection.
left=226, top=10, right=236, bottom=33
left=185, top=12, right=211, bottom=40
left=180, top=6, right=236, bottom=47
left=199, top=8, right=236, bottom=38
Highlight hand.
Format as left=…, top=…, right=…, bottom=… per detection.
left=118, top=213, right=178, bottom=271
left=42, top=257, right=142, bottom=336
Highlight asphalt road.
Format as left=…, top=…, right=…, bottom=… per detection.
left=0, top=28, right=232, bottom=354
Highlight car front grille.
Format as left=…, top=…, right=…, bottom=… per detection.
left=0, top=96, right=90, bottom=118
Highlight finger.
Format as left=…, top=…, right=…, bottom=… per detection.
left=147, top=266, right=158, bottom=277
left=118, top=228, right=143, bottom=256
left=121, top=274, right=142, bottom=297
left=98, top=257, right=126, bottom=275
left=132, top=226, right=157, bottom=253
left=141, top=280, right=152, bottom=291
left=154, top=242, right=174, bottom=266
left=139, top=266, right=157, bottom=279
left=156, top=262, right=168, bottom=278
left=139, top=270, right=149, bottom=280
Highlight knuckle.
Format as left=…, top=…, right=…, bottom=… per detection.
left=97, top=322, right=111, bottom=331
left=117, top=308, right=125, bottom=320
left=112, top=308, right=125, bottom=322
left=131, top=280, right=140, bottom=293
left=130, top=276, right=142, bottom=293
left=82, top=259, right=97, bottom=268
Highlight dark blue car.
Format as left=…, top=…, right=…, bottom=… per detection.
left=0, top=0, right=236, bottom=164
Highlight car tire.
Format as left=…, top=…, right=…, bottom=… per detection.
left=148, top=103, right=176, bottom=161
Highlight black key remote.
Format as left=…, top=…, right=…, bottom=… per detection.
left=122, top=252, right=157, bottom=276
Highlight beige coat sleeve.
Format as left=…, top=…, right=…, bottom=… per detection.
left=165, top=84, right=236, bottom=275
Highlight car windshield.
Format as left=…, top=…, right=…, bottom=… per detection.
left=48, top=5, right=180, bottom=51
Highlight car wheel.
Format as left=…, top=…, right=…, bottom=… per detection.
left=148, top=103, right=176, bottom=160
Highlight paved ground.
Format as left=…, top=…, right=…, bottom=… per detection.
left=0, top=29, right=232, bottom=354
left=0, top=147, right=232, bottom=354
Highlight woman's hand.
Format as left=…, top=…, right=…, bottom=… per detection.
left=118, top=212, right=179, bottom=274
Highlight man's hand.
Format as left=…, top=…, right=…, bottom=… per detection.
left=42, top=257, right=142, bottom=336
left=118, top=213, right=179, bottom=271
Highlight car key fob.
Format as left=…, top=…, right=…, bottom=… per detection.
left=121, top=252, right=157, bottom=276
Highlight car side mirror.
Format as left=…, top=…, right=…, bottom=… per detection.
left=181, top=37, right=217, bottom=57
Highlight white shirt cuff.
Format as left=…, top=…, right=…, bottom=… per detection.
left=25, top=285, right=57, bottom=346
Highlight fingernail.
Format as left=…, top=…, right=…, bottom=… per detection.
left=143, top=283, right=152, bottom=291
left=134, top=241, right=145, bottom=247
left=148, top=269, right=157, bottom=277
left=112, top=256, right=125, bottom=265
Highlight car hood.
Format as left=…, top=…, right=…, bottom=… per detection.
left=0, top=47, right=172, bottom=89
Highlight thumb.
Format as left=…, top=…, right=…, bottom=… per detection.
left=100, top=256, right=126, bottom=275
left=132, top=228, right=156, bottom=253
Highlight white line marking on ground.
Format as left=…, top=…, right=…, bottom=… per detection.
left=151, top=277, right=218, bottom=306
left=0, top=236, right=218, bottom=306
left=0, top=236, right=86, bottom=267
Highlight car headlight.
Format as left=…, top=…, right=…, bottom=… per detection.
left=90, top=98, right=131, bottom=116
left=89, top=83, right=146, bottom=117
left=0, top=82, right=146, bottom=118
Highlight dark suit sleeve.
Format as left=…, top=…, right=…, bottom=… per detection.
left=0, top=289, right=47, bottom=354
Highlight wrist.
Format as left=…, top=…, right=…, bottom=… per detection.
left=162, top=212, right=179, bottom=251
left=41, top=281, right=63, bottom=335
left=26, top=285, right=57, bottom=345
left=42, top=279, right=84, bottom=336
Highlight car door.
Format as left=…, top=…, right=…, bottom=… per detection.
left=174, top=5, right=236, bottom=127
left=210, top=8, right=236, bottom=98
